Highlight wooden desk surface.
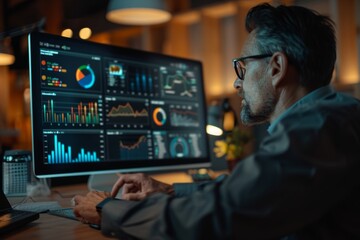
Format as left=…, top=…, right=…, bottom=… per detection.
left=3, top=213, right=109, bottom=240
left=2, top=171, right=196, bottom=239
left=3, top=184, right=110, bottom=240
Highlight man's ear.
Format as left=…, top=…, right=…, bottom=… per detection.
left=268, top=52, right=288, bottom=88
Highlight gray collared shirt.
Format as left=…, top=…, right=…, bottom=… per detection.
left=100, top=85, right=360, bottom=240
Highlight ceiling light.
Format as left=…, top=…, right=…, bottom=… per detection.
left=0, top=18, right=45, bottom=66
left=106, top=0, right=171, bottom=26
left=79, top=27, right=92, bottom=39
left=61, top=29, right=73, bottom=38
left=0, top=39, right=15, bottom=66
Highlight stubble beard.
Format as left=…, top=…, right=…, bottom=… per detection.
left=240, top=94, right=276, bottom=126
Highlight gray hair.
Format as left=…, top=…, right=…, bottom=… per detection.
left=246, top=3, right=336, bottom=90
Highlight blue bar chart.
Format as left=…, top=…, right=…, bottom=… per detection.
left=105, top=60, right=157, bottom=96
left=44, top=132, right=103, bottom=164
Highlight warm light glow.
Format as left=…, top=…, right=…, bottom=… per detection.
left=223, top=111, right=235, bottom=131
left=202, top=2, right=237, bottom=17
left=341, top=71, right=359, bottom=84
left=198, top=168, right=208, bottom=175
left=0, top=53, right=15, bottom=66
left=106, top=8, right=171, bottom=25
left=206, top=125, right=223, bottom=136
left=61, top=29, right=73, bottom=38
left=79, top=27, right=92, bottom=39
left=173, top=11, right=200, bottom=24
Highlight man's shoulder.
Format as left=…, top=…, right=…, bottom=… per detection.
left=290, top=91, right=360, bottom=119
left=277, top=91, right=360, bottom=134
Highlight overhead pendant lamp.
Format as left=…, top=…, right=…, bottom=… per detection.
left=0, top=18, right=45, bottom=66
left=106, top=0, right=171, bottom=26
left=0, top=39, right=15, bottom=66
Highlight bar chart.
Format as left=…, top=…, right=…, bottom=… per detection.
left=44, top=131, right=104, bottom=164
left=42, top=92, right=103, bottom=126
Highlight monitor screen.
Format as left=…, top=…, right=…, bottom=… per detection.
left=28, top=32, right=210, bottom=178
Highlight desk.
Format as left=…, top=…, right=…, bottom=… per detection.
left=3, top=171, right=197, bottom=239
left=4, top=184, right=110, bottom=240
left=4, top=213, right=109, bottom=240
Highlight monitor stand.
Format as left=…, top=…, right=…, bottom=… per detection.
left=87, top=173, right=119, bottom=193
left=27, top=178, right=51, bottom=197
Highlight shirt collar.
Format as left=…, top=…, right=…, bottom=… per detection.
left=267, top=85, right=334, bottom=134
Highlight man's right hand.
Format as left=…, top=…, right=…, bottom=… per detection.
left=111, top=173, right=174, bottom=201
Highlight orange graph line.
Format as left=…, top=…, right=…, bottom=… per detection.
left=107, top=102, right=148, bottom=118
left=119, top=136, right=146, bottom=150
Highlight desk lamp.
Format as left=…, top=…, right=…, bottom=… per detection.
left=207, top=98, right=237, bottom=136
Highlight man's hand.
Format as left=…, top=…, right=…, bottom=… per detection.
left=73, top=191, right=110, bottom=225
left=112, top=173, right=174, bottom=201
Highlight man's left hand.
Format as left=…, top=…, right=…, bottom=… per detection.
left=73, top=191, right=110, bottom=225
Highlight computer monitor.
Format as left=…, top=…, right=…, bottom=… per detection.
left=28, top=32, right=210, bottom=184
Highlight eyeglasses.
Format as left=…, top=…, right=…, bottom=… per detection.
left=232, top=54, right=273, bottom=80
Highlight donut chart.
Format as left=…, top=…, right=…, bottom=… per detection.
left=170, top=137, right=189, bottom=158
left=153, top=107, right=167, bottom=126
left=76, top=65, right=95, bottom=89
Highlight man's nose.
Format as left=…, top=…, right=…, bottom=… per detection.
left=233, top=77, right=242, bottom=90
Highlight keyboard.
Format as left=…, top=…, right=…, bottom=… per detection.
left=13, top=201, right=61, bottom=213
left=48, top=208, right=78, bottom=221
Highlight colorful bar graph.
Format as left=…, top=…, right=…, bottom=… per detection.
left=43, top=99, right=99, bottom=124
left=47, top=135, right=99, bottom=164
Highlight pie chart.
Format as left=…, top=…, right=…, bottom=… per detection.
left=76, top=65, right=95, bottom=89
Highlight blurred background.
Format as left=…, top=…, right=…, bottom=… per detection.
left=0, top=0, right=359, bottom=158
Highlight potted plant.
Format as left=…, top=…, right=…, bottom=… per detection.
left=213, top=126, right=251, bottom=171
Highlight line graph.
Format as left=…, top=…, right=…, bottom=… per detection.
left=160, top=67, right=198, bottom=99
left=120, top=135, right=147, bottom=150
left=169, top=104, right=199, bottom=127
left=119, top=134, right=149, bottom=160
left=105, top=98, right=150, bottom=126
left=106, top=132, right=152, bottom=160
left=107, top=102, right=149, bottom=118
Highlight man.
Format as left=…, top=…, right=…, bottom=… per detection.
left=74, top=3, right=360, bottom=239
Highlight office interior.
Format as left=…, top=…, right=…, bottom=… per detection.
left=0, top=0, right=359, bottom=182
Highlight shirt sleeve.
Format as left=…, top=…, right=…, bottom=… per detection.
left=173, top=174, right=228, bottom=197
left=100, top=115, right=360, bottom=239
